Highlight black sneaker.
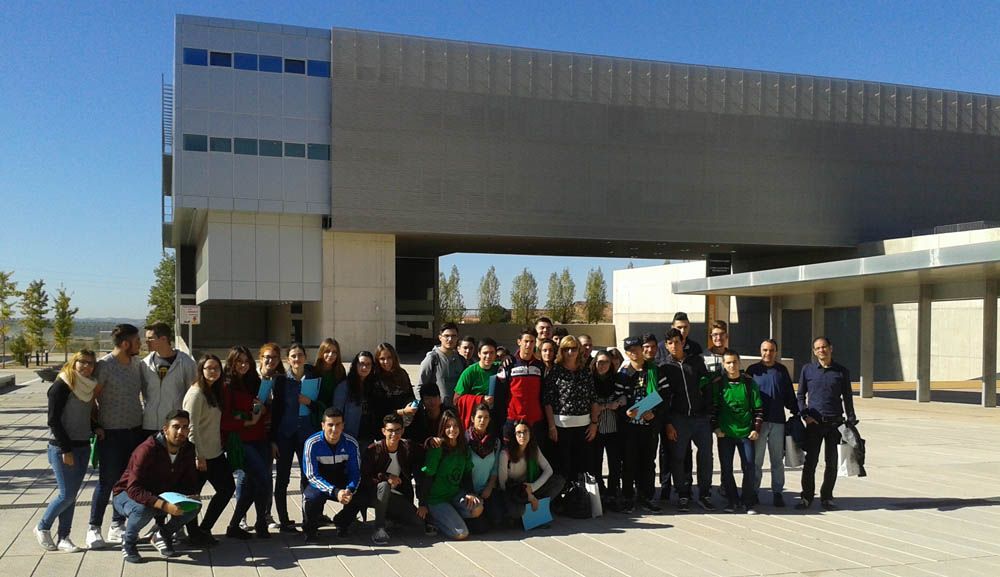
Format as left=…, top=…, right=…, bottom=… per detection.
left=821, top=499, right=837, bottom=511
left=638, top=499, right=662, bottom=513
left=677, top=497, right=691, bottom=512
left=794, top=498, right=813, bottom=510
left=773, top=493, right=786, bottom=508
left=424, top=522, right=438, bottom=536
left=723, top=502, right=737, bottom=513
left=303, top=532, right=320, bottom=545
left=696, top=496, right=716, bottom=512
left=226, top=525, right=252, bottom=540
left=335, top=524, right=349, bottom=538
left=254, top=524, right=271, bottom=539
left=319, top=514, right=333, bottom=526
left=122, top=542, right=143, bottom=564
left=619, top=499, right=635, bottom=514
left=151, top=530, right=178, bottom=558
left=278, top=522, right=299, bottom=534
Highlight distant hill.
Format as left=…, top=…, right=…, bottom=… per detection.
left=4, top=318, right=145, bottom=338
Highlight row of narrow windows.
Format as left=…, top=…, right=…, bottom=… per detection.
left=183, top=47, right=330, bottom=77
left=182, top=134, right=330, bottom=160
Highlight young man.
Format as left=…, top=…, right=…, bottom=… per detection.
left=87, top=324, right=145, bottom=550
left=702, top=321, right=729, bottom=375
left=457, top=336, right=477, bottom=368
left=745, top=339, right=798, bottom=506
left=111, top=410, right=201, bottom=564
left=140, top=322, right=197, bottom=436
left=418, top=323, right=468, bottom=406
left=713, top=350, right=763, bottom=514
left=615, top=336, right=665, bottom=514
left=661, top=328, right=716, bottom=512
left=641, top=334, right=659, bottom=363
left=453, top=337, right=499, bottom=428
left=577, top=334, right=594, bottom=369
left=655, top=315, right=696, bottom=503
left=493, top=327, right=546, bottom=443
left=361, top=413, right=424, bottom=545
left=796, top=337, right=857, bottom=511
left=301, top=408, right=362, bottom=543
left=534, top=317, right=554, bottom=342
left=656, top=312, right=702, bottom=364
left=405, top=382, right=445, bottom=447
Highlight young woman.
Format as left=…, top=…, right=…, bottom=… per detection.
left=418, top=410, right=483, bottom=540
left=499, top=420, right=565, bottom=521
left=538, top=339, right=557, bottom=378
left=220, top=346, right=271, bottom=539
left=466, top=403, right=503, bottom=528
left=311, top=338, right=347, bottom=424
left=335, top=351, right=376, bottom=445
left=270, top=343, right=316, bottom=532
left=368, top=342, right=416, bottom=431
left=543, top=335, right=599, bottom=480
left=35, top=350, right=100, bottom=553
left=182, top=354, right=236, bottom=544
left=590, top=350, right=624, bottom=507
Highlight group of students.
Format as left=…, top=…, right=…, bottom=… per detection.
left=37, top=314, right=857, bottom=562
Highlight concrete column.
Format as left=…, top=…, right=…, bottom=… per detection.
left=982, top=281, right=998, bottom=408
left=811, top=293, right=825, bottom=342
left=916, top=285, right=932, bottom=403
left=769, top=296, right=783, bottom=344
left=859, top=289, right=875, bottom=399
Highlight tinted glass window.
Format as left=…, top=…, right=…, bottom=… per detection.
left=307, top=144, right=330, bottom=160
left=183, top=48, right=208, bottom=66
left=234, top=138, right=258, bottom=155
left=259, top=55, right=282, bottom=73
left=284, top=142, right=306, bottom=157
left=284, top=59, right=306, bottom=74
left=259, top=140, right=282, bottom=157
left=209, top=52, right=232, bottom=67
left=234, top=53, right=257, bottom=71
left=307, top=60, right=331, bottom=77
left=182, top=134, right=208, bottom=152
left=209, top=137, right=232, bottom=152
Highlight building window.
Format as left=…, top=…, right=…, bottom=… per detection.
left=209, top=137, right=232, bottom=152
left=209, top=51, right=232, bottom=67
left=284, top=142, right=306, bottom=157
left=307, top=60, right=331, bottom=78
left=259, top=139, right=282, bottom=157
left=234, top=52, right=257, bottom=71
left=234, top=138, right=258, bottom=155
left=259, top=55, right=282, bottom=73
left=307, top=144, right=330, bottom=160
left=183, top=48, right=208, bottom=66
left=284, top=58, right=306, bottom=74
left=182, top=134, right=208, bottom=152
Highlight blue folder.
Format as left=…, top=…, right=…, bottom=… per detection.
left=628, top=389, right=663, bottom=420
left=299, top=378, right=321, bottom=416
left=256, top=378, right=273, bottom=403
left=522, top=497, right=553, bottom=530
left=159, top=492, right=202, bottom=513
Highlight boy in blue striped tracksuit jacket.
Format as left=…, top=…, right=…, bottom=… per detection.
left=301, top=407, right=362, bottom=542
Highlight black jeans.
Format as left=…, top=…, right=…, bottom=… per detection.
left=552, top=424, right=590, bottom=480
left=658, top=429, right=693, bottom=499
left=590, top=431, right=623, bottom=497
left=302, top=484, right=365, bottom=536
left=622, top=424, right=658, bottom=501
left=231, top=440, right=272, bottom=529
left=89, top=428, right=142, bottom=527
left=187, top=454, right=236, bottom=533
left=801, top=420, right=842, bottom=502
left=274, top=432, right=307, bottom=524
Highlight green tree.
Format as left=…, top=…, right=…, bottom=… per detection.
left=147, top=253, right=176, bottom=326
left=545, top=268, right=576, bottom=324
left=477, top=266, right=505, bottom=324
left=510, top=268, right=538, bottom=326
left=8, top=334, right=29, bottom=367
left=0, top=271, right=19, bottom=368
left=584, top=267, right=608, bottom=323
left=19, top=279, right=50, bottom=359
left=52, top=286, right=79, bottom=362
left=437, top=265, right=465, bottom=324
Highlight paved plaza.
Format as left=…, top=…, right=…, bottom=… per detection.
left=2, top=370, right=1000, bottom=577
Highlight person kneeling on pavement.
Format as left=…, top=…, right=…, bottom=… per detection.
left=111, top=409, right=201, bottom=564
left=301, top=407, right=362, bottom=544
left=360, top=413, right=426, bottom=545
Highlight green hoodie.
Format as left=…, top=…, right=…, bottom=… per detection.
left=714, top=374, right=763, bottom=439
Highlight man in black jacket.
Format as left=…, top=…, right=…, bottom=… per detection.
left=361, top=413, right=425, bottom=545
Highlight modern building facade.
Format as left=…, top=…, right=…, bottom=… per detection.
left=163, top=14, right=1000, bottom=357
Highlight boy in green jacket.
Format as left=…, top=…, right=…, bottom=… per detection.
left=712, top=349, right=763, bottom=514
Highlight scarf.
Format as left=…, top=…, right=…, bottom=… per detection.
left=644, top=362, right=658, bottom=395
left=594, top=370, right=615, bottom=398
left=466, top=427, right=496, bottom=459
left=60, top=370, right=98, bottom=403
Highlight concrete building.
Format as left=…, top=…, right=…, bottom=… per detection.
left=162, top=15, right=1000, bottom=358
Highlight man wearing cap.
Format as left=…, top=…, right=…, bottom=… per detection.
left=614, top=336, right=666, bottom=513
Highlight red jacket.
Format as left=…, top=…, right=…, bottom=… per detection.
left=112, top=433, right=199, bottom=507
left=221, top=381, right=269, bottom=442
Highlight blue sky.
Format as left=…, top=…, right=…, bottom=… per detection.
left=1, top=1, right=998, bottom=316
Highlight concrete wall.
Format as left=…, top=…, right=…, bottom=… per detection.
left=455, top=323, right=617, bottom=350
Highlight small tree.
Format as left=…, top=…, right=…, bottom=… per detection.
left=437, top=265, right=465, bottom=324
left=584, top=267, right=608, bottom=323
left=147, top=253, right=176, bottom=326
left=52, top=286, right=79, bottom=362
left=0, top=271, right=19, bottom=368
left=510, top=268, right=538, bottom=326
left=19, top=279, right=50, bottom=360
left=8, top=334, right=29, bottom=367
left=477, top=266, right=504, bottom=324
left=545, top=268, right=576, bottom=324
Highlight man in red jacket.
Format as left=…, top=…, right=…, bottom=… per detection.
left=112, top=409, right=201, bottom=564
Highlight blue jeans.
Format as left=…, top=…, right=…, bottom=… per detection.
left=89, top=428, right=142, bottom=527
left=112, top=491, right=199, bottom=546
left=39, top=445, right=90, bottom=538
left=753, top=422, right=786, bottom=493
left=428, top=494, right=479, bottom=540
left=718, top=436, right=757, bottom=507
left=669, top=415, right=714, bottom=499
left=231, top=440, right=272, bottom=528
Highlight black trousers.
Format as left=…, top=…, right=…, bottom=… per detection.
left=590, top=431, right=623, bottom=497
left=658, top=429, right=693, bottom=499
left=186, top=454, right=235, bottom=533
left=552, top=424, right=590, bottom=480
left=801, top=420, right=842, bottom=502
left=622, top=424, right=658, bottom=501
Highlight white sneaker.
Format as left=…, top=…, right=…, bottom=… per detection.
left=371, top=527, right=390, bottom=546
left=34, top=527, right=57, bottom=551
left=85, top=527, right=106, bottom=549
left=106, top=523, right=124, bottom=544
left=238, top=517, right=250, bottom=531
left=57, top=538, right=81, bottom=553
left=150, top=530, right=165, bottom=550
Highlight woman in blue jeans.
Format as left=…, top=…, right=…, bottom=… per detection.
left=35, top=350, right=100, bottom=552
left=270, top=343, right=317, bottom=532
left=418, top=410, right=483, bottom=539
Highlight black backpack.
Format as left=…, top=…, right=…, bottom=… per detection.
left=557, top=478, right=592, bottom=519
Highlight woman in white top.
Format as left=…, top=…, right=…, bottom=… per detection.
left=498, top=420, right=565, bottom=519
